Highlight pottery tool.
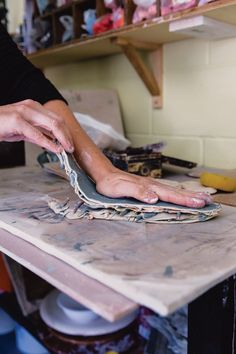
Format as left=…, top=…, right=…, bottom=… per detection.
left=200, top=172, right=236, bottom=192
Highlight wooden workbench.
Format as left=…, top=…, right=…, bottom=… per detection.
left=0, top=166, right=236, bottom=353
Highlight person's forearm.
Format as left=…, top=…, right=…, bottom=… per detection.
left=43, top=100, right=213, bottom=208
left=44, top=99, right=114, bottom=182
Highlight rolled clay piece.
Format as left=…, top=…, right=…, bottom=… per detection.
left=49, top=151, right=222, bottom=224
left=157, top=179, right=181, bottom=188
left=181, top=180, right=217, bottom=194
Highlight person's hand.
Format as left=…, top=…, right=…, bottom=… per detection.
left=96, top=168, right=213, bottom=208
left=0, top=100, right=74, bottom=153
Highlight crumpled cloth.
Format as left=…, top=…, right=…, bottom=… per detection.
left=48, top=151, right=221, bottom=224
left=147, top=306, right=188, bottom=354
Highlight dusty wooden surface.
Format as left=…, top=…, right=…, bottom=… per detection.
left=0, top=229, right=137, bottom=321
left=0, top=167, right=236, bottom=317
left=0, top=167, right=137, bottom=321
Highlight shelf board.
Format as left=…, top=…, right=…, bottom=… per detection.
left=27, top=0, right=236, bottom=68
left=0, top=228, right=137, bottom=321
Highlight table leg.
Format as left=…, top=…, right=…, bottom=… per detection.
left=188, top=276, right=236, bottom=354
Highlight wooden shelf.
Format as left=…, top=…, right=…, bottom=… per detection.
left=26, top=0, right=236, bottom=107
left=27, top=0, right=236, bottom=68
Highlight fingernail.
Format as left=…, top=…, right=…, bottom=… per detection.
left=191, top=198, right=205, bottom=207
left=68, top=145, right=74, bottom=153
left=144, top=192, right=158, bottom=204
left=205, top=198, right=213, bottom=205
left=197, top=193, right=213, bottom=204
left=144, top=197, right=158, bottom=203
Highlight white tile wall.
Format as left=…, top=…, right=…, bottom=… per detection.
left=44, top=38, right=236, bottom=169
left=209, top=37, right=236, bottom=67
left=128, top=134, right=204, bottom=164
left=204, top=138, right=236, bottom=168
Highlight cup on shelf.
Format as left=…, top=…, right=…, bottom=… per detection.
left=56, top=292, right=98, bottom=323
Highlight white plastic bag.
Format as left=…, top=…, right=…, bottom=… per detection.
left=73, top=112, right=130, bottom=151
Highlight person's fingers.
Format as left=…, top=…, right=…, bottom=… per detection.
left=14, top=100, right=74, bottom=152
left=27, top=100, right=74, bottom=149
left=14, top=116, right=64, bottom=153
left=48, top=117, right=74, bottom=153
left=195, top=192, right=213, bottom=205
left=99, top=177, right=206, bottom=207
left=37, top=127, right=55, bottom=139
left=97, top=170, right=212, bottom=208
left=150, top=183, right=207, bottom=208
left=3, top=134, right=25, bottom=142
left=143, top=176, right=213, bottom=205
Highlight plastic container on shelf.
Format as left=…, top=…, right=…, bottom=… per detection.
left=160, top=0, right=198, bottom=15
left=0, top=308, right=18, bottom=354
left=57, top=292, right=98, bottom=323
left=0, top=307, right=16, bottom=335
left=15, top=325, right=49, bottom=354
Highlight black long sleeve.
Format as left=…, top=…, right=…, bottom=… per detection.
left=0, top=23, right=66, bottom=106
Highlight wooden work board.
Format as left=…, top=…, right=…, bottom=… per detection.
left=1, top=167, right=236, bottom=320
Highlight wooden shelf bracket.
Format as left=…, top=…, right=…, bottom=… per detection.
left=112, top=37, right=163, bottom=108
